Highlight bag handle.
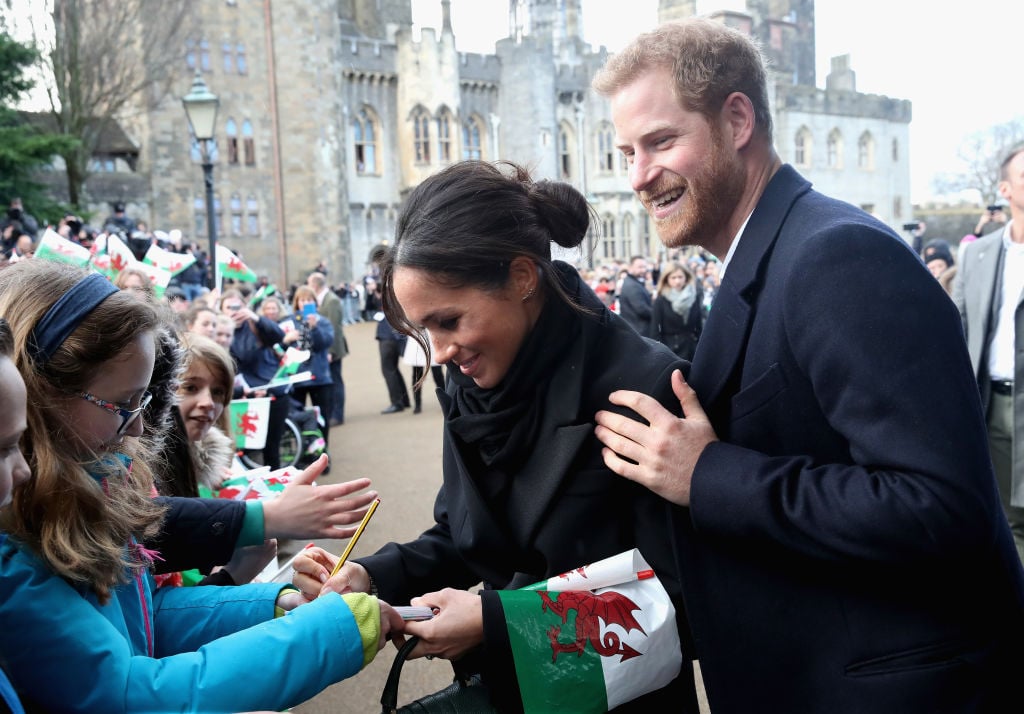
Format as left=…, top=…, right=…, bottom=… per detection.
left=381, top=635, right=421, bottom=714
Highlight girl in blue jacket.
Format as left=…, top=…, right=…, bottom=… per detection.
left=0, top=260, right=404, bottom=714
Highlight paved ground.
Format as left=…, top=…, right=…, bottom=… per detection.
left=287, top=320, right=710, bottom=713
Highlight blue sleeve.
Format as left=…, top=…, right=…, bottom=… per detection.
left=310, top=319, right=334, bottom=351
left=0, top=540, right=367, bottom=714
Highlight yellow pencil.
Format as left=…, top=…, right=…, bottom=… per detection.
left=329, top=497, right=380, bottom=578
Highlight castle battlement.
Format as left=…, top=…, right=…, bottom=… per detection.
left=458, top=52, right=501, bottom=82
left=779, top=84, right=912, bottom=123
left=339, top=35, right=397, bottom=72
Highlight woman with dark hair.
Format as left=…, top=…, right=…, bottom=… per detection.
left=293, top=161, right=699, bottom=712
left=649, top=261, right=703, bottom=360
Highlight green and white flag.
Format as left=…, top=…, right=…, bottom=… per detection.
left=216, top=244, right=257, bottom=282
left=230, top=397, right=272, bottom=449
left=130, top=261, right=173, bottom=299
left=33, top=229, right=91, bottom=267
left=144, top=242, right=196, bottom=276
left=249, top=370, right=314, bottom=392
left=498, top=550, right=681, bottom=713
left=273, top=347, right=310, bottom=380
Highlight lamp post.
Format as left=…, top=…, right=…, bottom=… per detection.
left=182, top=72, right=220, bottom=290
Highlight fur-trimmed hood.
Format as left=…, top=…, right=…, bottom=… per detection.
left=191, top=425, right=235, bottom=492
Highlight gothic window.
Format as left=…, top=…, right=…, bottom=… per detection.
left=242, top=120, right=255, bottom=166
left=185, top=39, right=196, bottom=69
left=225, top=118, right=239, bottom=165
left=222, top=42, right=234, bottom=73
left=246, top=195, right=260, bottom=235
left=438, top=110, right=454, bottom=164
left=827, top=129, right=843, bottom=169
left=193, top=197, right=205, bottom=236
left=622, top=214, right=635, bottom=257
left=794, top=127, right=812, bottom=167
left=891, top=138, right=899, bottom=162
left=462, top=117, right=482, bottom=160
left=236, top=44, right=247, bottom=75
left=230, top=194, right=243, bottom=235
left=189, top=129, right=218, bottom=163
left=199, top=40, right=211, bottom=72
left=354, top=108, right=379, bottom=175
left=858, top=131, right=875, bottom=170
left=413, top=108, right=431, bottom=165
left=559, top=124, right=573, bottom=180
left=597, top=123, right=615, bottom=173
left=602, top=214, right=617, bottom=259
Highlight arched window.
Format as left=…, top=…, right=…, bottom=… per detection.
left=858, top=131, right=874, bottom=170
left=412, top=107, right=431, bottom=164
left=225, top=118, right=239, bottom=165
left=242, top=120, right=255, bottom=166
left=794, top=126, right=812, bottom=167
left=246, top=195, right=260, bottom=235
left=597, top=123, right=615, bottom=173
left=213, top=193, right=223, bottom=235
left=437, top=110, right=454, bottom=164
left=462, top=116, right=482, bottom=160
left=236, top=43, right=247, bottom=74
left=193, top=196, right=206, bottom=236
left=199, top=40, right=211, bottom=72
left=622, top=214, right=635, bottom=257
left=185, top=39, right=197, bottom=69
left=222, top=42, right=234, bottom=73
left=354, top=108, right=379, bottom=174
left=559, top=122, right=574, bottom=180
left=230, top=194, right=243, bottom=235
left=827, top=129, right=843, bottom=169
left=602, top=214, right=617, bottom=259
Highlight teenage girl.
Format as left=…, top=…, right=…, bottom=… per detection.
left=0, top=261, right=403, bottom=713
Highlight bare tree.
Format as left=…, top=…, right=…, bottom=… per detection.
left=12, top=0, right=196, bottom=208
left=932, top=117, right=1024, bottom=204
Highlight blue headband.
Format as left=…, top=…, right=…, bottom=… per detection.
left=27, top=273, right=119, bottom=365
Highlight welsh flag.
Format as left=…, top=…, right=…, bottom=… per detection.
left=89, top=252, right=119, bottom=280
left=214, top=468, right=296, bottom=500
left=273, top=347, right=310, bottom=381
left=144, top=242, right=196, bottom=276
left=104, top=233, right=138, bottom=274
left=33, top=229, right=91, bottom=267
left=230, top=397, right=272, bottom=449
left=131, top=261, right=173, bottom=299
left=216, top=244, right=257, bottom=282
left=498, top=550, right=681, bottom=713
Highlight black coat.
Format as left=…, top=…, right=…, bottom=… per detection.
left=616, top=274, right=652, bottom=336
left=357, top=267, right=696, bottom=712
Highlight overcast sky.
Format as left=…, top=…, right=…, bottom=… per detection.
left=412, top=0, right=1024, bottom=204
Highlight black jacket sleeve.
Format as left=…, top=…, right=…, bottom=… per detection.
left=146, top=496, right=247, bottom=574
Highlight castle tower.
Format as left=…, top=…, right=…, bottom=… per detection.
left=658, top=0, right=697, bottom=23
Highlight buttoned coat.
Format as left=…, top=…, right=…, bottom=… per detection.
left=675, top=165, right=1024, bottom=712
left=953, top=228, right=1024, bottom=507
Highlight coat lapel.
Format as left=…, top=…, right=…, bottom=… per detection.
left=689, top=166, right=810, bottom=414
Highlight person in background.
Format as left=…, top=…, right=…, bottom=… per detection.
left=0, top=260, right=403, bottom=713
left=213, top=313, right=235, bottom=351
left=114, top=267, right=156, bottom=303
left=954, top=144, right=1024, bottom=563
left=617, top=255, right=652, bottom=335
left=284, top=285, right=335, bottom=451
left=648, top=261, right=703, bottom=360
left=591, top=18, right=1024, bottom=712
left=184, top=304, right=218, bottom=340
left=401, top=329, right=444, bottom=414
left=306, top=272, right=347, bottom=428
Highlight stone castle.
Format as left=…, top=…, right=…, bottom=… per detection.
left=120, top=0, right=910, bottom=284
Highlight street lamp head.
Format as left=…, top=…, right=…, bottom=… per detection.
left=182, top=71, right=219, bottom=141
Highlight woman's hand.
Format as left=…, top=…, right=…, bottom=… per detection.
left=261, top=455, right=377, bottom=540
left=378, top=600, right=406, bottom=650
left=403, top=588, right=483, bottom=661
left=291, top=550, right=371, bottom=601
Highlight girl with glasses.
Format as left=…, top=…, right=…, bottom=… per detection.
left=0, top=260, right=404, bottom=713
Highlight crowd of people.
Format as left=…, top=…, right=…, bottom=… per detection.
left=1, top=15, right=1024, bottom=714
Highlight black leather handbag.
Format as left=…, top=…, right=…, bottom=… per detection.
left=380, top=636, right=497, bottom=714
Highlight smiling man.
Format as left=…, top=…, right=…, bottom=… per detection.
left=591, top=18, right=1024, bottom=714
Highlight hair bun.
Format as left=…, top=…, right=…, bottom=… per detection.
left=529, top=180, right=592, bottom=249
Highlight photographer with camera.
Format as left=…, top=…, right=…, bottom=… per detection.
left=1, top=198, right=38, bottom=239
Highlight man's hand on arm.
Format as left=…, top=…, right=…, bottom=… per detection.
left=594, top=369, right=717, bottom=506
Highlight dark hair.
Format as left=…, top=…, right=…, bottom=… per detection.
left=0, top=317, right=12, bottom=358
left=380, top=161, right=595, bottom=362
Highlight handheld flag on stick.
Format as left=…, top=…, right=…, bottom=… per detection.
left=33, top=229, right=91, bottom=267
left=216, top=244, right=257, bottom=282
left=230, top=397, right=272, bottom=449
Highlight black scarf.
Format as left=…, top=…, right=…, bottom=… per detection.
left=446, top=264, right=583, bottom=480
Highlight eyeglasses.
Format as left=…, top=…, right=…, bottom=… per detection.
left=77, top=390, right=153, bottom=436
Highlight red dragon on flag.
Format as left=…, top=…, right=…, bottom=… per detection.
left=538, top=590, right=646, bottom=663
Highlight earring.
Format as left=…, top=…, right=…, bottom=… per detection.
left=522, top=286, right=536, bottom=302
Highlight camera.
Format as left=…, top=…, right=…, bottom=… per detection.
left=902, top=222, right=922, bottom=232
left=987, top=204, right=1003, bottom=213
